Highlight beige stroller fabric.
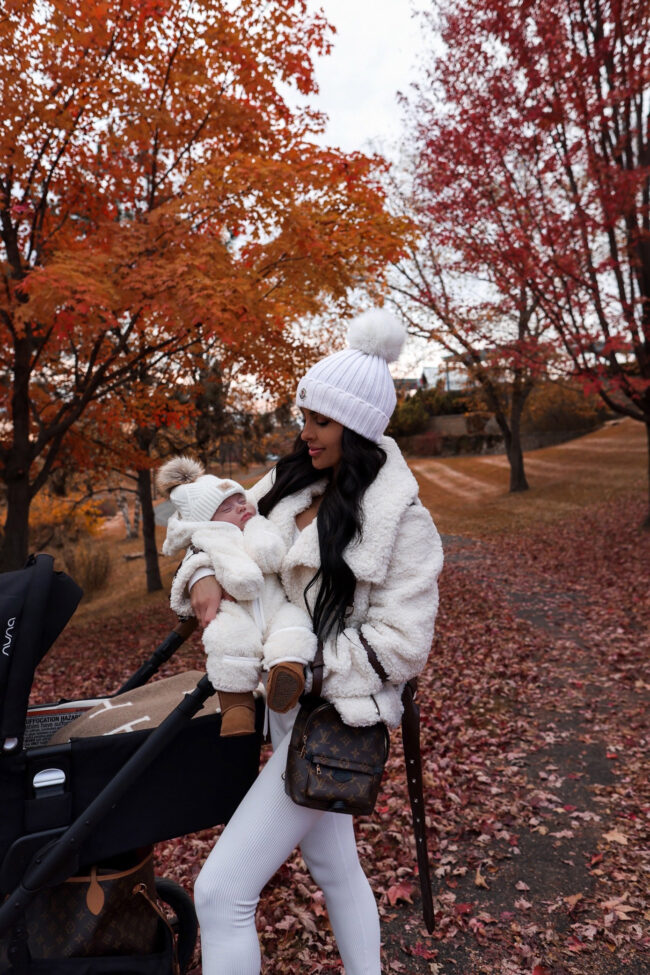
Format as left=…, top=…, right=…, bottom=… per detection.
left=48, top=671, right=259, bottom=743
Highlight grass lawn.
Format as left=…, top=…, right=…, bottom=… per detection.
left=410, top=417, right=647, bottom=537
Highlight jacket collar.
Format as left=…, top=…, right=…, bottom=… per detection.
left=270, top=437, right=419, bottom=584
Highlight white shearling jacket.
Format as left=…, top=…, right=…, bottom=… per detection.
left=163, top=513, right=317, bottom=693
left=249, top=436, right=444, bottom=728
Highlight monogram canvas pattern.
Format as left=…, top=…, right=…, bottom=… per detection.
left=285, top=700, right=389, bottom=815
left=0, top=854, right=160, bottom=961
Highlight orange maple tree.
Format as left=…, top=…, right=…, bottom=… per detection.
left=0, top=0, right=407, bottom=570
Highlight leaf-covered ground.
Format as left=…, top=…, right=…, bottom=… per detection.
left=31, top=492, right=649, bottom=974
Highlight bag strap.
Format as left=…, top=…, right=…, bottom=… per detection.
left=133, top=884, right=181, bottom=975
left=311, top=640, right=324, bottom=697
left=310, top=632, right=388, bottom=697
left=359, top=633, right=389, bottom=682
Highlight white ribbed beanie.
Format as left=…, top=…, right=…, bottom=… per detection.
left=170, top=476, right=243, bottom=523
left=295, top=309, right=406, bottom=443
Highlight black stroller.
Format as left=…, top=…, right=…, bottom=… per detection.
left=0, top=554, right=264, bottom=974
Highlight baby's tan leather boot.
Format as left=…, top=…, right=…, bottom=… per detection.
left=218, top=691, right=256, bottom=736
left=266, top=662, right=305, bottom=713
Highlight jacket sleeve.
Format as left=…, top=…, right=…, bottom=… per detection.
left=168, top=531, right=264, bottom=616
left=202, top=602, right=263, bottom=693
left=169, top=549, right=213, bottom=617
left=323, top=502, right=443, bottom=701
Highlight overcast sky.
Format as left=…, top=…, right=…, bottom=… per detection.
left=305, top=0, right=423, bottom=155
left=298, top=1, right=440, bottom=375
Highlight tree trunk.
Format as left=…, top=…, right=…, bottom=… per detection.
left=132, top=496, right=141, bottom=539
left=0, top=336, right=33, bottom=571
left=506, top=436, right=529, bottom=492
left=491, top=406, right=529, bottom=493
left=473, top=373, right=530, bottom=494
left=0, top=473, right=31, bottom=571
left=507, top=392, right=529, bottom=493
left=137, top=468, right=163, bottom=592
left=116, top=492, right=133, bottom=537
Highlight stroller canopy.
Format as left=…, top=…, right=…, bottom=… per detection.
left=0, top=554, right=82, bottom=748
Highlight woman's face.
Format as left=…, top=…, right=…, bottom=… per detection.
left=300, top=409, right=344, bottom=472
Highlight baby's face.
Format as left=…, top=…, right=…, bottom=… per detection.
left=211, top=493, right=255, bottom=530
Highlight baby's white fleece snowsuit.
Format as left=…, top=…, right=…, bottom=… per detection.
left=163, top=512, right=317, bottom=693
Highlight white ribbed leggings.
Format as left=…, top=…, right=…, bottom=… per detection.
left=194, top=706, right=381, bottom=974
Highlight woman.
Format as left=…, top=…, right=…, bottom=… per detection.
left=191, top=308, right=443, bottom=975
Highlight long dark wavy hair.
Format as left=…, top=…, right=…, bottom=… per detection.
left=258, top=429, right=386, bottom=640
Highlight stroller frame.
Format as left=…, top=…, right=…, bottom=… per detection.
left=0, top=554, right=263, bottom=973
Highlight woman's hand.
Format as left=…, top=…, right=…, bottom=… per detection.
left=190, top=576, right=223, bottom=628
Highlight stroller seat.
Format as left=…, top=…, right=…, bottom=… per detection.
left=46, top=671, right=218, bottom=744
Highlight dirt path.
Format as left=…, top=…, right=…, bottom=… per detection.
left=380, top=530, right=649, bottom=975
left=440, top=534, right=591, bottom=647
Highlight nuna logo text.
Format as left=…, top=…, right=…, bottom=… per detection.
left=2, top=617, right=16, bottom=656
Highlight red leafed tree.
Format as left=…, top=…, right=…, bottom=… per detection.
left=389, top=215, right=554, bottom=492
left=0, top=0, right=407, bottom=572
left=408, top=0, right=650, bottom=522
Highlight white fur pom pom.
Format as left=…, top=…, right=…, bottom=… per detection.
left=347, top=308, right=406, bottom=363
left=156, top=455, right=205, bottom=497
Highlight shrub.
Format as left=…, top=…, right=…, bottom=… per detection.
left=29, top=494, right=103, bottom=551
left=62, top=541, right=111, bottom=598
left=465, top=411, right=491, bottom=434
left=522, top=381, right=609, bottom=434
left=420, top=386, right=472, bottom=416
left=387, top=396, right=429, bottom=436
left=388, top=385, right=475, bottom=438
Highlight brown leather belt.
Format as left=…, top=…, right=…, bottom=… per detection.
left=400, top=680, right=435, bottom=932
left=359, top=636, right=435, bottom=932
left=311, top=638, right=434, bottom=931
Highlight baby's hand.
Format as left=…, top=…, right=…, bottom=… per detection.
left=190, top=576, right=223, bottom=628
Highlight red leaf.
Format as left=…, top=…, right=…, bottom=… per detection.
left=454, top=902, right=474, bottom=915
left=411, top=942, right=437, bottom=960
left=385, top=881, right=414, bottom=906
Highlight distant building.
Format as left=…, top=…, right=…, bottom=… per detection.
left=420, top=355, right=469, bottom=392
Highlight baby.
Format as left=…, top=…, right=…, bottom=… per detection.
left=157, top=457, right=315, bottom=736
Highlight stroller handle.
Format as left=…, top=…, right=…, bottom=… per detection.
left=116, top=617, right=199, bottom=694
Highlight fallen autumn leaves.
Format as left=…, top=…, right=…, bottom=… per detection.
left=31, top=492, right=649, bottom=974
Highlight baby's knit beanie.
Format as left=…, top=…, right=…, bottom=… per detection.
left=156, top=456, right=242, bottom=522
left=295, top=308, right=406, bottom=442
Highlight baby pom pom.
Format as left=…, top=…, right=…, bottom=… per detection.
left=347, top=308, right=406, bottom=363
left=156, top=455, right=205, bottom=497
